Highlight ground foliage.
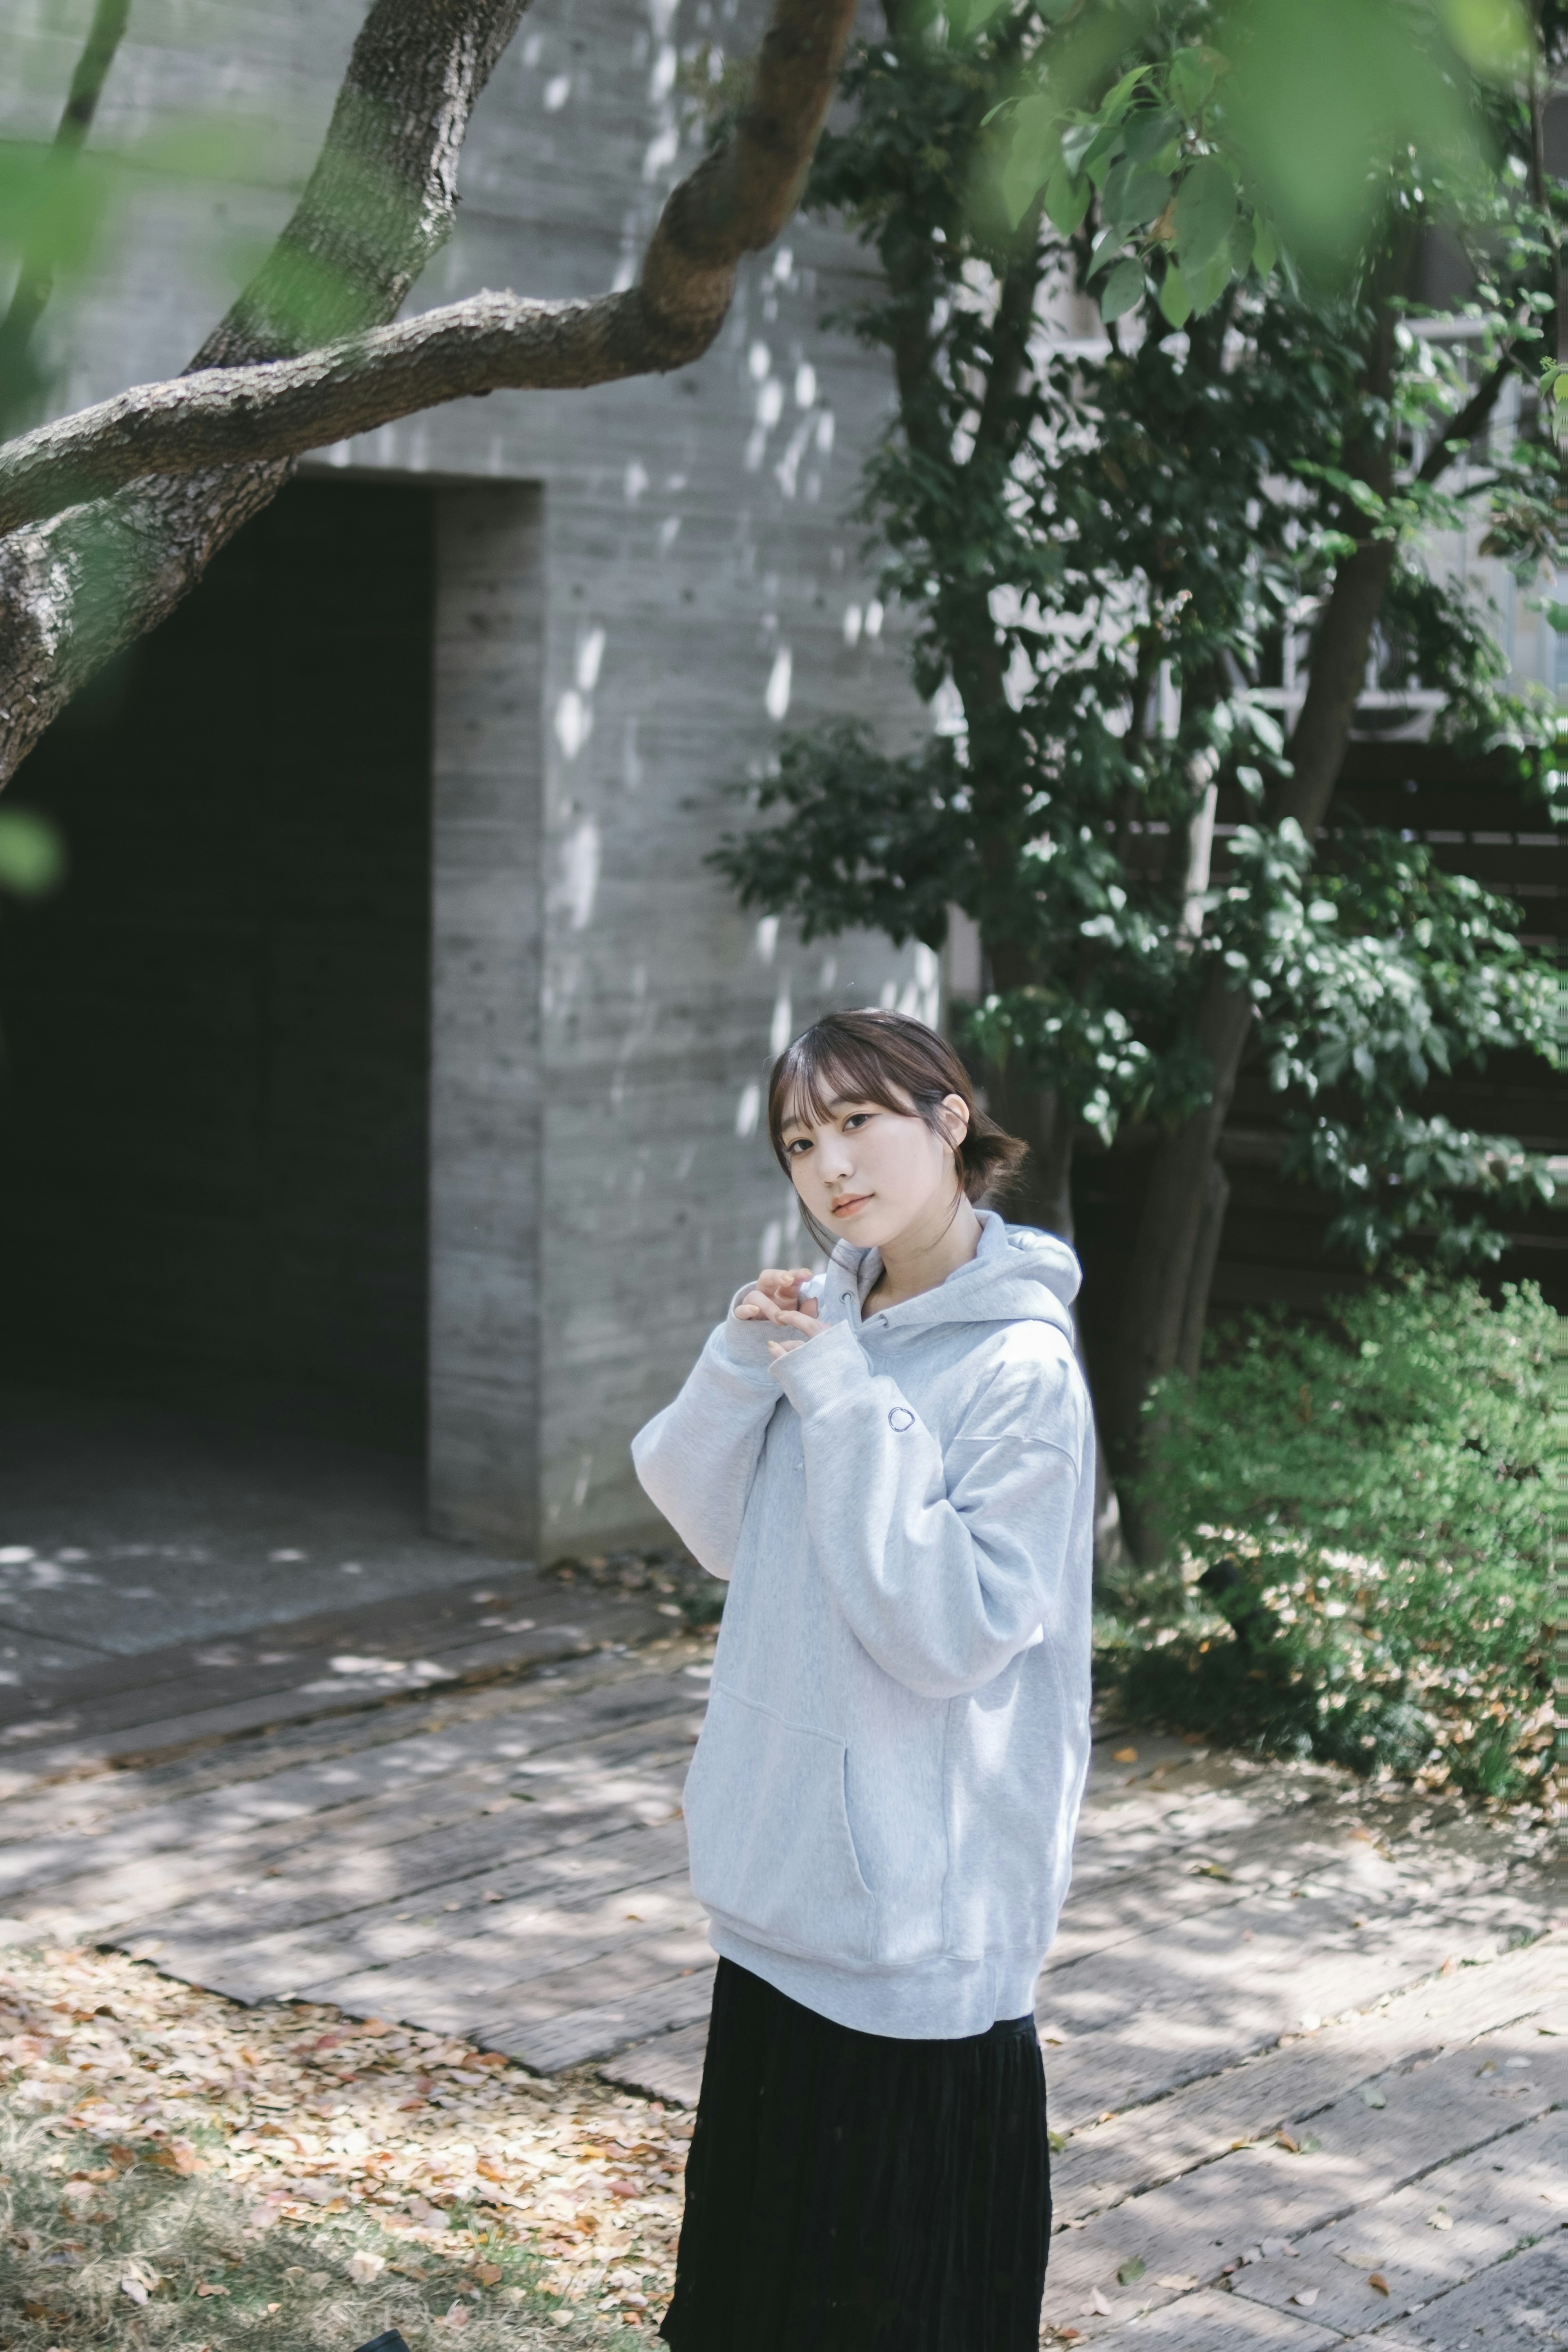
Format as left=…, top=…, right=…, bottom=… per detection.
left=0, top=1939, right=687, bottom=2345
left=1098, top=1275, right=1555, bottom=1804
left=713, top=0, right=1562, bottom=1268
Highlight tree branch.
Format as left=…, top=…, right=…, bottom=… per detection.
left=0, top=0, right=858, bottom=539
left=1417, top=349, right=1512, bottom=484
left=0, top=0, right=131, bottom=434
left=0, top=0, right=856, bottom=784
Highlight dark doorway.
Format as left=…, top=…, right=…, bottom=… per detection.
left=0, top=479, right=434, bottom=1445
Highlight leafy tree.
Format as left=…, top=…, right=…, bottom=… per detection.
left=712, top=0, right=1563, bottom=1550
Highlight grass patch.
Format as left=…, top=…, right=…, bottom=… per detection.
left=0, top=2109, right=650, bottom=2352
left=0, top=1939, right=688, bottom=2347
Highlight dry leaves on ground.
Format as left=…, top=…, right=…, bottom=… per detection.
left=0, top=1933, right=687, bottom=2340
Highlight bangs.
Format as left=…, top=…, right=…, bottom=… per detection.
left=770, top=1032, right=913, bottom=1143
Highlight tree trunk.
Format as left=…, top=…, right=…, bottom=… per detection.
left=1176, top=1157, right=1230, bottom=1383
left=1102, top=524, right=1397, bottom=1549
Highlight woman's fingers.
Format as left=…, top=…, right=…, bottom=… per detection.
left=738, top=1268, right=815, bottom=1323
left=770, top=1307, right=824, bottom=1339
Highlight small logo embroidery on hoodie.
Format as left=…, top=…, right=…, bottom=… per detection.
left=888, top=1407, right=915, bottom=1432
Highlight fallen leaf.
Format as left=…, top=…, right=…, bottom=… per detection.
left=1157, top=2273, right=1199, bottom=2290
left=1368, top=2272, right=1390, bottom=2295
left=348, top=2252, right=386, bottom=2283
left=1047, top=2130, right=1068, bottom=2152
left=1428, top=2210, right=1453, bottom=2231
left=195, top=2282, right=228, bottom=2299
left=1292, top=2289, right=1320, bottom=2308
left=1082, top=2287, right=1114, bottom=2316
left=1116, top=2256, right=1146, bottom=2285
left=442, top=2301, right=470, bottom=2328
left=1113, top=1747, right=1137, bottom=1763
left=120, top=2278, right=149, bottom=2306
left=1190, top=1862, right=1234, bottom=1880
left=1275, top=2132, right=1299, bottom=2152
left=474, top=2262, right=503, bottom=2286
left=1360, top=2085, right=1387, bottom=2108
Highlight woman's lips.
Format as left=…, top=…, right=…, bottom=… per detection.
left=831, top=1193, right=871, bottom=1217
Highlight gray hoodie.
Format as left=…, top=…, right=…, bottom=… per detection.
left=630, top=1209, right=1094, bottom=2040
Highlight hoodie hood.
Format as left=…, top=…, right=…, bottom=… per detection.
left=813, top=1208, right=1080, bottom=1344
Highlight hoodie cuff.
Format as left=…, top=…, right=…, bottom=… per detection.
left=721, top=1285, right=786, bottom=1373
left=771, top=1319, right=869, bottom=1414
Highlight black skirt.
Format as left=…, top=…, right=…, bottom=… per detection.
left=657, top=1958, right=1052, bottom=2352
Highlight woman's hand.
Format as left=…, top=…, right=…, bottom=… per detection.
left=735, top=1265, right=825, bottom=1359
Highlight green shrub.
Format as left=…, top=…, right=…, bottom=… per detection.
left=1100, top=1274, right=1555, bottom=1804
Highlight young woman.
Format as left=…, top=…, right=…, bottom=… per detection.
left=632, top=1008, right=1094, bottom=2352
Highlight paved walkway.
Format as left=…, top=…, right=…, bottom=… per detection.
left=0, top=1566, right=1557, bottom=2348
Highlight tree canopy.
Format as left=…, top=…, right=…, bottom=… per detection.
left=712, top=0, right=1564, bottom=1541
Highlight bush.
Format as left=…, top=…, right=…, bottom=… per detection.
left=1100, top=1274, right=1555, bottom=1804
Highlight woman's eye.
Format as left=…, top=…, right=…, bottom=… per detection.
left=843, top=1113, right=869, bottom=1131
left=785, top=1138, right=811, bottom=1156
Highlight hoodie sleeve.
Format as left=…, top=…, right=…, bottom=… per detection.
left=772, top=1319, right=1088, bottom=1697
left=630, top=1292, right=785, bottom=1580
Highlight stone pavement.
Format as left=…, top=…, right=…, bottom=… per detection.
left=0, top=1561, right=1557, bottom=2349
left=0, top=1378, right=483, bottom=1679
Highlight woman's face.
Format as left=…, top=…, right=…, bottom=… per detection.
left=780, top=1085, right=969, bottom=1251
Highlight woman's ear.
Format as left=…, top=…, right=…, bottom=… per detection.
left=937, top=1092, right=971, bottom=1154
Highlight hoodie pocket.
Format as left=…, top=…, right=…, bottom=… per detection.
left=683, top=1682, right=878, bottom=1964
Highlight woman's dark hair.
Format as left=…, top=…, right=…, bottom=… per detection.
left=766, top=1008, right=1028, bottom=1213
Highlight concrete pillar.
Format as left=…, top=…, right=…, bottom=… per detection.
left=428, top=486, right=545, bottom=1554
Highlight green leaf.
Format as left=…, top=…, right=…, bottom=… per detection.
left=1100, top=66, right=1153, bottom=126
left=1252, top=214, right=1278, bottom=278
left=1117, top=2256, right=1147, bottom=2286
left=1188, top=243, right=1235, bottom=316
left=944, top=0, right=1009, bottom=33
left=1102, top=157, right=1173, bottom=229
left=997, top=92, right=1061, bottom=228
left=1436, top=0, right=1531, bottom=77
left=0, top=809, right=65, bottom=897
left=1123, top=109, right=1182, bottom=166
left=1099, top=256, right=1146, bottom=323
left=1169, top=44, right=1218, bottom=117
left=1159, top=262, right=1193, bottom=327
left=1173, top=155, right=1236, bottom=271
left=1043, top=157, right=1091, bottom=235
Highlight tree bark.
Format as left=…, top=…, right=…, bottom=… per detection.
left=0, top=0, right=858, bottom=786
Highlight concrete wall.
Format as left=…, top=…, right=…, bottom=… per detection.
left=2, top=0, right=936, bottom=1555
left=428, top=486, right=546, bottom=1552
